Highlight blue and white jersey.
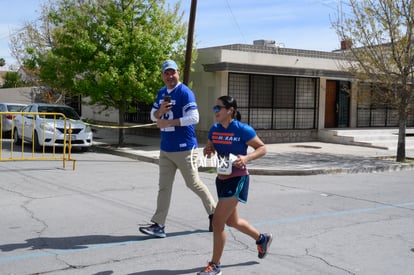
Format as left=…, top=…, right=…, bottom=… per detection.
left=153, top=83, right=198, bottom=152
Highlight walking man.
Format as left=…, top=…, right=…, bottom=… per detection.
left=139, top=60, right=216, bottom=238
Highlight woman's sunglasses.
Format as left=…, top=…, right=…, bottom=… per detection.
left=213, top=105, right=226, bottom=113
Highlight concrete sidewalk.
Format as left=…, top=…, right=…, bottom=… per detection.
left=91, top=127, right=414, bottom=175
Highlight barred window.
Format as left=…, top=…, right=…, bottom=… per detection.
left=250, top=75, right=272, bottom=108
left=296, top=78, right=316, bottom=108
left=295, top=78, right=317, bottom=129
left=356, top=82, right=413, bottom=127
left=229, top=73, right=318, bottom=130
left=228, top=73, right=249, bottom=108
left=274, top=77, right=294, bottom=108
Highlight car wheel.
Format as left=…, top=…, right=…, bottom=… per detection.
left=13, top=128, right=22, bottom=145
left=33, top=131, right=42, bottom=151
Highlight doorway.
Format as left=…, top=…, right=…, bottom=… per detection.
left=325, top=80, right=350, bottom=128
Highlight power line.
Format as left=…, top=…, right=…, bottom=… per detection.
left=312, top=0, right=339, bottom=11
left=224, top=0, right=247, bottom=44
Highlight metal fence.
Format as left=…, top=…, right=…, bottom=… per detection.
left=124, top=103, right=152, bottom=124
left=0, top=112, right=76, bottom=170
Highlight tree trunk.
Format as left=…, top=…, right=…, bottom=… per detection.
left=118, top=108, right=125, bottom=147
left=396, top=112, right=406, bottom=162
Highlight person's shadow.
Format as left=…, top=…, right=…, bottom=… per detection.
left=1, top=230, right=258, bottom=275
left=92, top=262, right=260, bottom=275
left=127, top=261, right=260, bottom=274
left=0, top=235, right=144, bottom=251
left=0, top=230, right=205, bottom=252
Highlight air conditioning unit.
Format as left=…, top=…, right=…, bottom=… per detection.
left=253, top=39, right=276, bottom=47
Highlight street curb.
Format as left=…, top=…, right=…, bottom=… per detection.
left=92, top=145, right=159, bottom=165
left=92, top=145, right=414, bottom=176
left=247, top=163, right=414, bottom=176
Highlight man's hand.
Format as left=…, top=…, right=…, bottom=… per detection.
left=154, top=100, right=172, bottom=119
left=156, top=101, right=172, bottom=118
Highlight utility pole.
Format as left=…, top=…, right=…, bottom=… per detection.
left=183, top=0, right=197, bottom=85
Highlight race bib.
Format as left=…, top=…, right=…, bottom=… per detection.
left=217, top=159, right=232, bottom=175
left=217, top=154, right=237, bottom=175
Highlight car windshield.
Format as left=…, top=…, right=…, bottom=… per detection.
left=38, top=106, right=80, bottom=120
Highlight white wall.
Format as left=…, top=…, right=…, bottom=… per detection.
left=0, top=87, right=33, bottom=104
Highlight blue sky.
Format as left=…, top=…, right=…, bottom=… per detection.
left=0, top=0, right=340, bottom=70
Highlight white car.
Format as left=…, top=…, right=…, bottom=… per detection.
left=13, top=103, right=93, bottom=152
left=0, top=103, right=26, bottom=136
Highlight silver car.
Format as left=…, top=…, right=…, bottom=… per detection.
left=0, top=103, right=27, bottom=136
left=13, top=103, right=93, bottom=152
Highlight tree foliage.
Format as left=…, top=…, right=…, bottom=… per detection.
left=1, top=72, right=24, bottom=88
left=44, top=0, right=187, bottom=105
left=333, top=0, right=414, bottom=162
left=10, top=0, right=188, bottom=145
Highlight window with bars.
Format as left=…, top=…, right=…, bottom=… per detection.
left=356, top=83, right=414, bottom=127
left=228, top=73, right=318, bottom=130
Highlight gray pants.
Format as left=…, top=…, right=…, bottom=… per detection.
left=151, top=150, right=216, bottom=225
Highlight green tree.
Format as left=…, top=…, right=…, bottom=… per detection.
left=333, top=0, right=414, bottom=162
left=0, top=58, right=5, bottom=67
left=12, top=0, right=188, bottom=146
left=2, top=72, right=23, bottom=88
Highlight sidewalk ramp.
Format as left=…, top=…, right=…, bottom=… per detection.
left=319, top=128, right=414, bottom=150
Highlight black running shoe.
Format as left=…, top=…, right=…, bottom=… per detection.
left=257, top=233, right=272, bottom=259
left=139, top=223, right=166, bottom=238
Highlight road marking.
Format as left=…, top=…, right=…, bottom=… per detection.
left=252, top=201, right=414, bottom=226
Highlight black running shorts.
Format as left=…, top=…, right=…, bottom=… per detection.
left=215, top=175, right=249, bottom=203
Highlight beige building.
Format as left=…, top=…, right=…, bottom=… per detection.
left=190, top=41, right=413, bottom=143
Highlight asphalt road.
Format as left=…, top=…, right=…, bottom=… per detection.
left=1, top=151, right=414, bottom=275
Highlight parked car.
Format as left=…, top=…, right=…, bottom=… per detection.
left=13, top=103, right=93, bottom=152
left=0, top=103, right=27, bottom=136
